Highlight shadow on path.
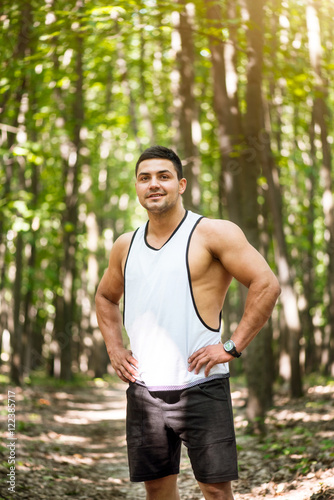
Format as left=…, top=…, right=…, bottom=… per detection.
left=0, top=379, right=333, bottom=499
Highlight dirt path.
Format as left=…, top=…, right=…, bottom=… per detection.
left=1, top=379, right=333, bottom=499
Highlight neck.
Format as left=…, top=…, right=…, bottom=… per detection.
left=147, top=204, right=186, bottom=237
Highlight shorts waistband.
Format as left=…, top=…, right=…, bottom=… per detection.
left=134, top=373, right=230, bottom=392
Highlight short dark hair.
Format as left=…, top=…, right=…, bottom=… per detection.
left=135, top=146, right=183, bottom=180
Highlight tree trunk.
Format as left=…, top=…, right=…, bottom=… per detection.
left=11, top=156, right=27, bottom=385
left=139, top=14, right=156, bottom=145
left=22, top=88, right=40, bottom=376
left=22, top=224, right=38, bottom=375
left=204, top=0, right=243, bottom=225
left=7, top=0, right=34, bottom=384
left=303, top=117, right=318, bottom=374
left=240, top=0, right=271, bottom=430
left=84, top=212, right=109, bottom=377
left=11, top=231, right=24, bottom=385
left=263, top=1, right=303, bottom=395
left=116, top=19, right=141, bottom=150
left=176, top=0, right=201, bottom=212
left=259, top=194, right=275, bottom=406
left=0, top=145, right=13, bottom=368
left=58, top=18, right=85, bottom=381
left=306, top=1, right=334, bottom=376
left=260, top=117, right=304, bottom=397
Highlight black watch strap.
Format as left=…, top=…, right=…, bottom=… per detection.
left=223, top=340, right=242, bottom=358
left=230, top=346, right=242, bottom=358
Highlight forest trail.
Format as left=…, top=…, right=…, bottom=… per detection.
left=0, top=379, right=333, bottom=500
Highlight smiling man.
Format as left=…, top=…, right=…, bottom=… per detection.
left=95, top=145, right=281, bottom=500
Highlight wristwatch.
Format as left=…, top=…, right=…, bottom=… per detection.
left=223, top=339, right=242, bottom=358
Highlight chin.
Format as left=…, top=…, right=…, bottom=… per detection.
left=142, top=197, right=178, bottom=214
left=147, top=206, right=168, bottom=214
left=144, top=199, right=165, bottom=208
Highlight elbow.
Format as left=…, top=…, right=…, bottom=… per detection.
left=270, top=276, right=281, bottom=302
left=95, top=287, right=120, bottom=309
left=95, top=286, right=107, bottom=310
left=257, top=274, right=281, bottom=302
left=95, top=287, right=102, bottom=306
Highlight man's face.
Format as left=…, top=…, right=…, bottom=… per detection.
left=135, top=159, right=186, bottom=214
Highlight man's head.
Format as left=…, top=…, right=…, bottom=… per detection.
left=135, top=145, right=183, bottom=180
left=135, top=146, right=186, bottom=215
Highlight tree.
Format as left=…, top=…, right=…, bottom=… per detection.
left=176, top=0, right=201, bottom=211
left=0, top=0, right=333, bottom=398
left=306, top=0, right=334, bottom=376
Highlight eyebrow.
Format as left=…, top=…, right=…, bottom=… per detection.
left=137, top=169, right=173, bottom=177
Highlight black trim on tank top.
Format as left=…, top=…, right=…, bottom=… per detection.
left=123, top=228, right=139, bottom=325
left=186, top=217, right=222, bottom=333
left=144, top=209, right=188, bottom=251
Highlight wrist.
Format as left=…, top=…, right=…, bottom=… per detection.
left=223, top=339, right=242, bottom=358
left=106, top=341, right=125, bottom=355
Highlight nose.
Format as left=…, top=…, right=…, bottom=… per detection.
left=148, top=176, right=160, bottom=190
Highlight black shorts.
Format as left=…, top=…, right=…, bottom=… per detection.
left=126, top=377, right=238, bottom=483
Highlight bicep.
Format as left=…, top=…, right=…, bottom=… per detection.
left=223, top=241, right=272, bottom=288
left=209, top=221, right=273, bottom=288
left=97, top=264, right=124, bottom=305
left=96, top=233, right=132, bottom=304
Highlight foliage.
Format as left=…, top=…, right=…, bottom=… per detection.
left=0, top=0, right=333, bottom=388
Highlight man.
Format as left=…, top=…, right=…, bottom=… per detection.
left=95, top=145, right=281, bottom=500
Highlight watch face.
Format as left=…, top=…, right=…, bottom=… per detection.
left=224, top=340, right=234, bottom=351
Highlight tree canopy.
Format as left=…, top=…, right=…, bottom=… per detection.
left=1, top=0, right=334, bottom=426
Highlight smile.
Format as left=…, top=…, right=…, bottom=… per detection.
left=147, top=193, right=165, bottom=199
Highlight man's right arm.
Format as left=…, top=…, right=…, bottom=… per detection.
left=95, top=233, right=138, bottom=383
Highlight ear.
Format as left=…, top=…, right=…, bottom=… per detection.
left=179, top=178, right=187, bottom=195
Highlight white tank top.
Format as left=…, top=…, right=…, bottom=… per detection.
left=123, top=210, right=229, bottom=390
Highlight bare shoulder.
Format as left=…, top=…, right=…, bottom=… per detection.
left=196, top=217, right=277, bottom=288
left=196, top=217, right=247, bottom=253
left=109, top=231, right=136, bottom=270
left=112, top=231, right=135, bottom=253
left=197, top=217, right=244, bottom=236
left=96, top=231, right=135, bottom=301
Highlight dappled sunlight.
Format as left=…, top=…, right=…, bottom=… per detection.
left=308, top=384, right=334, bottom=396
left=1, top=380, right=333, bottom=499
left=0, top=382, right=133, bottom=499
left=1, top=0, right=334, bottom=498
left=18, top=431, right=90, bottom=445
left=231, top=387, right=248, bottom=407
left=54, top=406, right=126, bottom=425
left=234, top=415, right=249, bottom=430
left=48, top=451, right=117, bottom=466
left=52, top=399, right=126, bottom=424
left=65, top=401, right=124, bottom=411
left=269, top=408, right=333, bottom=423
left=45, top=432, right=90, bottom=444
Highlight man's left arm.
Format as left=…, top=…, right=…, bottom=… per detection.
left=188, top=219, right=281, bottom=376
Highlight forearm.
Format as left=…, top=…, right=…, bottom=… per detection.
left=232, top=277, right=280, bottom=351
left=188, top=277, right=280, bottom=376
left=95, top=291, right=138, bottom=382
left=95, top=292, right=124, bottom=353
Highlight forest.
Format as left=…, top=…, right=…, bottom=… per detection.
left=1, top=0, right=334, bottom=448
left=1, top=0, right=334, bottom=498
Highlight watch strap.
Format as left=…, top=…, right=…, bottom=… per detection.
left=230, top=345, right=242, bottom=358
left=223, top=340, right=242, bottom=358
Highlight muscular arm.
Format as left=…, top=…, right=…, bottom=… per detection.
left=188, top=219, right=281, bottom=376
left=95, top=233, right=138, bottom=383
left=216, top=221, right=281, bottom=350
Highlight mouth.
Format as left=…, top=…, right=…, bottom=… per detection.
left=146, top=193, right=165, bottom=199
